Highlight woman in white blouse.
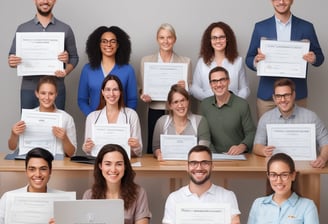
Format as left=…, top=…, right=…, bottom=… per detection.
left=83, top=75, right=142, bottom=157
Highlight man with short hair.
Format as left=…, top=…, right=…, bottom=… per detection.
left=253, top=78, right=328, bottom=168
left=0, top=147, right=61, bottom=223
left=8, top=0, right=79, bottom=109
left=201, top=66, right=256, bottom=155
left=246, top=0, right=324, bottom=118
left=162, top=145, right=241, bottom=224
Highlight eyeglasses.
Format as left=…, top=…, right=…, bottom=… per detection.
left=211, top=35, right=226, bottom=41
left=171, top=98, right=187, bottom=106
left=209, top=77, right=229, bottom=85
left=273, top=93, right=292, bottom=100
left=267, top=172, right=291, bottom=181
left=188, top=160, right=212, bottom=168
left=100, top=39, right=117, bottom=45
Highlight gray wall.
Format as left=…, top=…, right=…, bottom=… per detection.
left=0, top=0, right=327, bottom=223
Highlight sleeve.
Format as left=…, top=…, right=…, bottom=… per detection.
left=84, top=113, right=94, bottom=142
left=236, top=58, right=250, bottom=99
left=314, top=113, right=328, bottom=147
left=152, top=116, right=165, bottom=153
left=253, top=115, right=268, bottom=145
left=245, top=24, right=260, bottom=71
left=186, top=58, right=192, bottom=88
left=129, top=110, right=142, bottom=157
left=197, top=116, right=211, bottom=147
left=65, top=26, right=79, bottom=67
left=0, top=193, right=7, bottom=224
left=247, top=199, right=259, bottom=224
left=78, top=65, right=93, bottom=116
left=307, top=23, right=324, bottom=67
left=139, top=57, right=145, bottom=94
left=82, top=189, right=92, bottom=199
left=162, top=193, right=176, bottom=224
left=65, top=113, right=77, bottom=153
left=303, top=199, right=319, bottom=224
left=240, top=103, right=256, bottom=151
left=125, top=66, right=138, bottom=110
left=190, top=59, right=208, bottom=100
left=134, top=187, right=151, bottom=222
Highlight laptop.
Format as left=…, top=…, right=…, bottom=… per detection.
left=54, top=199, right=124, bottom=224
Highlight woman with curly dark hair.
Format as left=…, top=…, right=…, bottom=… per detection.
left=78, top=26, right=138, bottom=116
left=83, top=144, right=151, bottom=224
left=190, top=21, right=250, bottom=101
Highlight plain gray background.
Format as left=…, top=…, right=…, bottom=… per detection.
left=0, top=0, right=327, bottom=223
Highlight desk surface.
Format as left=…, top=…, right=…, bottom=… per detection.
left=1, top=153, right=327, bottom=174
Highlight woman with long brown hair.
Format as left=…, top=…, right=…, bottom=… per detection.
left=83, top=144, right=151, bottom=224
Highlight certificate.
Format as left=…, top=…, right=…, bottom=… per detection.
left=160, top=134, right=197, bottom=160
left=16, top=32, right=64, bottom=76
left=19, top=109, right=63, bottom=156
left=267, top=124, right=316, bottom=160
left=92, top=124, right=131, bottom=158
left=5, top=191, right=75, bottom=224
left=176, top=203, right=231, bottom=224
left=258, top=40, right=310, bottom=78
left=143, top=62, right=188, bottom=101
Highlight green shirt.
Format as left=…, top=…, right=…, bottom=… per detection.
left=201, top=93, right=256, bottom=153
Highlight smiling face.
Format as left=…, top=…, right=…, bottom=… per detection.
left=169, top=92, right=189, bottom=118
left=273, top=85, right=295, bottom=117
left=99, top=151, right=125, bottom=186
left=210, top=27, right=227, bottom=52
left=102, top=79, right=121, bottom=106
left=157, top=28, right=176, bottom=53
left=100, top=32, right=118, bottom=58
left=268, top=160, right=296, bottom=198
left=26, top=158, right=51, bottom=192
left=187, top=151, right=213, bottom=185
left=271, top=0, right=293, bottom=17
left=35, top=83, right=57, bottom=112
left=209, top=70, right=230, bottom=98
left=34, top=0, right=56, bottom=16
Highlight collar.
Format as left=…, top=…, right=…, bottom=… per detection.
left=273, top=104, right=298, bottom=120
left=263, top=192, right=299, bottom=206
left=274, top=14, right=292, bottom=25
left=34, top=106, right=58, bottom=113
left=157, top=52, right=174, bottom=63
left=211, top=91, right=234, bottom=108
left=33, top=15, right=55, bottom=25
left=184, top=184, right=216, bottom=197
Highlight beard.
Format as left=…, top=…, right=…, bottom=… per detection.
left=189, top=171, right=211, bottom=185
left=36, top=5, right=53, bottom=17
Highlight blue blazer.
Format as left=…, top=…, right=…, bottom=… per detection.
left=246, top=15, right=324, bottom=100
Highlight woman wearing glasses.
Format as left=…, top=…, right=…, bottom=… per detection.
left=190, top=21, right=250, bottom=101
left=82, top=75, right=142, bottom=157
left=139, top=23, right=192, bottom=154
left=78, top=26, right=138, bottom=116
left=152, top=84, right=210, bottom=160
left=247, top=153, right=319, bottom=224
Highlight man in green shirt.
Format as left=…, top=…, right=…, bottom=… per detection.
left=200, top=66, right=256, bottom=154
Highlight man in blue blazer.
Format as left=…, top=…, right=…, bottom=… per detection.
left=246, top=0, right=324, bottom=118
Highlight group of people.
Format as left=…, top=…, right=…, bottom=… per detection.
left=3, top=0, right=327, bottom=223
left=0, top=145, right=320, bottom=224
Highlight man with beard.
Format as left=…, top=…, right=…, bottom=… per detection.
left=8, top=0, right=79, bottom=110
left=162, top=145, right=241, bottom=224
left=245, top=0, right=324, bottom=119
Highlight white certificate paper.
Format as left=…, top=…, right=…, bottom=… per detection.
left=19, top=109, right=63, bottom=156
left=5, top=191, right=75, bottom=224
left=258, top=40, right=310, bottom=78
left=16, top=32, right=64, bottom=76
left=267, top=124, right=316, bottom=160
left=160, top=134, right=197, bottom=160
left=92, top=124, right=131, bottom=158
left=176, top=203, right=231, bottom=224
left=143, top=62, right=188, bottom=101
